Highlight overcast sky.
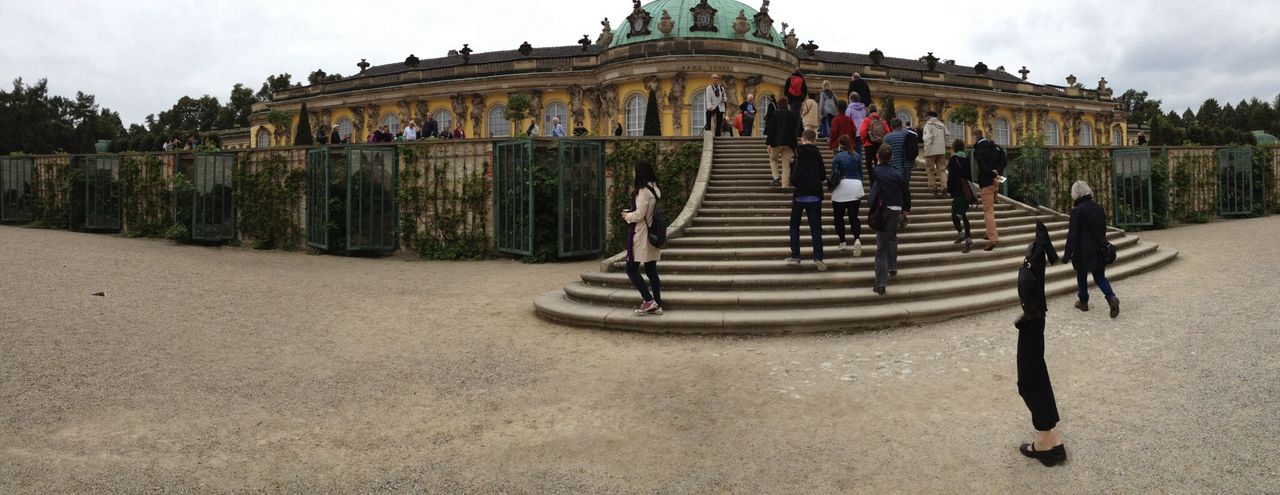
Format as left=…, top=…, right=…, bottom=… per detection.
left=3, top=0, right=1277, bottom=126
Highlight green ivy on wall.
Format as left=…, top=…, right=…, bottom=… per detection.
left=120, top=155, right=171, bottom=238
left=234, top=152, right=304, bottom=249
left=397, top=144, right=492, bottom=260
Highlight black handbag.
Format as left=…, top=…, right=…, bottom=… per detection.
left=1101, top=242, right=1117, bottom=265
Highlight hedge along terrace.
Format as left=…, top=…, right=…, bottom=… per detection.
left=4, top=137, right=703, bottom=261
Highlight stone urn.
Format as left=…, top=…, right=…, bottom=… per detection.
left=658, top=10, right=674, bottom=37
left=733, top=10, right=750, bottom=39
left=869, top=48, right=884, bottom=65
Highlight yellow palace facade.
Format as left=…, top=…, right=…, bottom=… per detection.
left=252, top=0, right=1125, bottom=148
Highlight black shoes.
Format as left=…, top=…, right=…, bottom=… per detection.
left=1108, top=296, right=1121, bottom=319
left=873, top=286, right=886, bottom=295
left=1074, top=300, right=1089, bottom=312
left=1019, top=442, right=1067, bottom=467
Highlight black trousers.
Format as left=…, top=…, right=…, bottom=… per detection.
left=833, top=200, right=862, bottom=243
left=625, top=261, right=662, bottom=306
left=741, top=116, right=754, bottom=137
left=1016, top=314, right=1060, bottom=432
left=863, top=145, right=878, bottom=184
left=706, top=108, right=724, bottom=136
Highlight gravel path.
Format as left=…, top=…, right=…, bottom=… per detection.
left=1, top=219, right=1277, bottom=494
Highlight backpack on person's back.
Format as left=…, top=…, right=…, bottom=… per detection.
left=867, top=116, right=887, bottom=144
left=645, top=186, right=667, bottom=249
left=788, top=75, right=805, bottom=98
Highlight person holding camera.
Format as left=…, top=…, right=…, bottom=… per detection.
left=621, top=161, right=664, bottom=316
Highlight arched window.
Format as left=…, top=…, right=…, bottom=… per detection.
left=689, top=89, right=707, bottom=136
left=896, top=109, right=914, bottom=128
left=255, top=128, right=271, bottom=148
left=995, top=117, right=1011, bottom=146
left=1079, top=122, right=1094, bottom=146
left=381, top=113, right=401, bottom=135
left=625, top=94, right=646, bottom=136
left=544, top=102, right=569, bottom=136
left=1046, top=120, right=1060, bottom=146
left=336, top=118, right=354, bottom=142
left=757, top=93, right=775, bottom=134
left=945, top=118, right=965, bottom=144
left=488, top=106, right=509, bottom=138
left=1112, top=126, right=1123, bottom=146
left=431, top=109, right=452, bottom=135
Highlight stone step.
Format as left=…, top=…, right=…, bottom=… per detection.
left=690, top=209, right=1037, bottom=227
left=699, top=199, right=1001, bottom=211
left=535, top=246, right=1178, bottom=334
left=695, top=203, right=1012, bottom=217
left=701, top=193, right=964, bottom=204
left=669, top=220, right=1069, bottom=248
left=684, top=213, right=1054, bottom=236
left=599, top=233, right=1136, bottom=277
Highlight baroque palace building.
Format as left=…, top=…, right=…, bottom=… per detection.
left=251, top=0, right=1125, bottom=148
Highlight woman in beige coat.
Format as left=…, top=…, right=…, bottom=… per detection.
left=621, top=160, right=664, bottom=316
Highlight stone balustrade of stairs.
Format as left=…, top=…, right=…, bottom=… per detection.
left=534, top=136, right=1178, bottom=334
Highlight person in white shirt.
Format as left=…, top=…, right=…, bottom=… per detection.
left=551, top=117, right=567, bottom=138
left=403, top=121, right=418, bottom=141
left=705, top=74, right=727, bottom=137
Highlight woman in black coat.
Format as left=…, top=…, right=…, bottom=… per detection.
left=1061, top=180, right=1120, bottom=318
left=1016, top=221, right=1067, bottom=466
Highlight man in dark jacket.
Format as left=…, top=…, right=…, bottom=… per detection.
left=972, top=130, right=1006, bottom=250
left=783, top=69, right=808, bottom=116
left=867, top=144, right=909, bottom=294
left=766, top=97, right=800, bottom=187
left=740, top=94, right=757, bottom=137
left=848, top=73, right=872, bottom=112
left=786, top=130, right=828, bottom=271
left=1062, top=180, right=1120, bottom=318
left=424, top=118, right=439, bottom=138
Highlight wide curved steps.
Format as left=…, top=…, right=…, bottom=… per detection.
left=535, top=137, right=1178, bottom=334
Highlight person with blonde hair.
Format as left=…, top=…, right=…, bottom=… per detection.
left=819, top=80, right=838, bottom=138
left=1062, top=180, right=1120, bottom=318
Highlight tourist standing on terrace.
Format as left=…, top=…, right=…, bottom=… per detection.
left=765, top=96, right=799, bottom=187
left=622, top=160, right=664, bottom=316
left=848, top=72, right=872, bottom=111
left=947, top=139, right=975, bottom=253
left=1062, top=180, right=1121, bottom=318
left=424, top=117, right=439, bottom=138
left=330, top=125, right=342, bottom=144
left=739, top=94, right=757, bottom=137
left=819, top=81, right=838, bottom=139
left=573, top=121, right=590, bottom=137
left=551, top=117, right=568, bottom=138
left=404, top=121, right=419, bottom=141
left=922, top=111, right=949, bottom=196
left=973, top=130, right=1006, bottom=250
left=786, top=130, right=828, bottom=272
left=831, top=136, right=865, bottom=257
left=706, top=74, right=728, bottom=137
left=1015, top=220, right=1068, bottom=467
left=315, top=127, right=329, bottom=145
left=867, top=144, right=907, bottom=295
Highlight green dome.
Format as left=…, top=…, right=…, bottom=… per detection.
left=609, top=0, right=784, bottom=49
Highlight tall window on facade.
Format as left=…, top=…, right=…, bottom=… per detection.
left=488, top=106, right=510, bottom=138
left=431, top=109, right=452, bottom=134
left=256, top=128, right=271, bottom=148
left=757, top=93, right=774, bottom=134
left=689, top=89, right=707, bottom=136
left=945, top=119, right=965, bottom=144
left=995, top=118, right=1011, bottom=146
left=896, top=109, right=914, bottom=128
left=1046, top=120, right=1060, bottom=146
left=544, top=102, right=569, bottom=135
left=381, top=114, right=401, bottom=135
left=1112, top=127, right=1123, bottom=146
left=1079, top=122, right=1094, bottom=146
left=337, top=118, right=354, bottom=142
left=625, top=94, right=646, bottom=136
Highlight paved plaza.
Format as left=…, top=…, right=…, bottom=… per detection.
left=1, top=218, right=1277, bottom=493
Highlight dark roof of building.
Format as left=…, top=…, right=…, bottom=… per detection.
left=801, top=50, right=1028, bottom=84
left=346, top=44, right=607, bottom=80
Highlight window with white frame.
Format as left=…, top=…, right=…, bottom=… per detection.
left=689, top=89, right=707, bottom=136
left=625, top=94, right=646, bottom=136
left=543, top=102, right=569, bottom=136
left=995, top=118, right=1012, bottom=146
left=488, top=106, right=509, bottom=138
left=431, top=109, right=452, bottom=136
left=1079, top=122, right=1094, bottom=146
left=1112, top=127, right=1123, bottom=146
left=945, top=119, right=965, bottom=144
left=256, top=128, right=271, bottom=148
left=896, top=109, right=914, bottom=128
left=755, top=93, right=774, bottom=133
left=337, top=118, right=353, bottom=142
left=381, top=114, right=401, bottom=135
left=1046, top=120, right=1060, bottom=146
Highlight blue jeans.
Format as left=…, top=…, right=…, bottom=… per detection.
left=875, top=210, right=902, bottom=288
left=1076, top=267, right=1115, bottom=303
left=820, top=115, right=833, bottom=138
left=790, top=201, right=824, bottom=261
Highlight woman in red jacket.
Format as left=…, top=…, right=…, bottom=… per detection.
left=827, top=101, right=857, bottom=151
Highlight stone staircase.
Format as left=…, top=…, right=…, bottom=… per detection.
left=534, top=136, right=1178, bottom=334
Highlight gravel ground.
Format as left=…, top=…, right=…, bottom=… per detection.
left=1, top=219, right=1277, bottom=494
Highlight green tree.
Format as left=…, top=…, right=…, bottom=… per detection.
left=294, top=102, right=314, bottom=145
left=503, top=93, right=533, bottom=135
left=256, top=73, right=295, bottom=102
left=1197, top=98, right=1222, bottom=127
left=643, top=90, right=662, bottom=136
left=881, top=97, right=897, bottom=125
left=1117, top=89, right=1163, bottom=126
left=225, top=83, right=256, bottom=128
left=266, top=110, right=292, bottom=146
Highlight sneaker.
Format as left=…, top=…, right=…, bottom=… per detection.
left=634, top=300, right=659, bottom=315
left=770, top=178, right=781, bottom=187
left=954, top=235, right=965, bottom=245
left=889, top=270, right=898, bottom=277
left=838, top=242, right=847, bottom=251
left=785, top=257, right=801, bottom=265
left=815, top=260, right=828, bottom=272
left=1108, top=296, right=1120, bottom=319
left=1074, top=300, right=1089, bottom=312
left=962, top=238, right=972, bottom=254
left=852, top=239, right=863, bottom=257
left=873, top=286, right=886, bottom=295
